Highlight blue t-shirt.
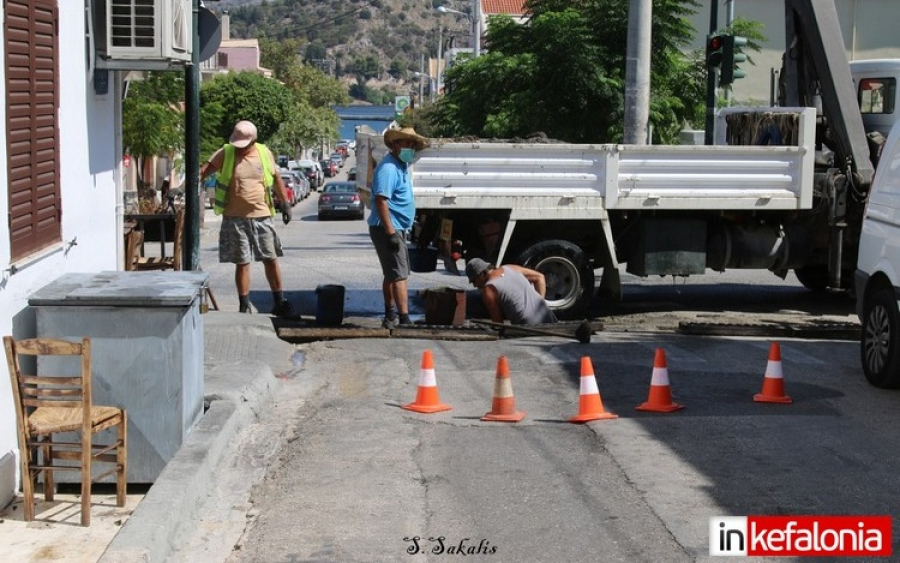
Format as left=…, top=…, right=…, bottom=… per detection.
left=367, top=152, right=415, bottom=231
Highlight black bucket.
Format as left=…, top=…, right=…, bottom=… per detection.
left=409, top=247, right=438, bottom=273
left=315, top=284, right=345, bottom=326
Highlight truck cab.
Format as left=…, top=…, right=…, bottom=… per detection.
left=850, top=59, right=900, bottom=138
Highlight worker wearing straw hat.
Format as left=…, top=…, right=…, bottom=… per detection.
left=367, top=126, right=428, bottom=328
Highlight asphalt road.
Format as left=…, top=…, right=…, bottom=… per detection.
left=217, top=333, right=897, bottom=563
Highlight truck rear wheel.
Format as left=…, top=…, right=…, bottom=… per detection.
left=515, top=240, right=594, bottom=320
left=794, top=266, right=829, bottom=291
left=861, top=288, right=900, bottom=389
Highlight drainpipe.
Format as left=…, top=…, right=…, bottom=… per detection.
left=115, top=71, right=125, bottom=270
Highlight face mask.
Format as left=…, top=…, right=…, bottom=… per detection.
left=398, top=148, right=416, bottom=163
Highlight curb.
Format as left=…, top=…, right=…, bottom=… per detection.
left=98, top=365, right=279, bottom=563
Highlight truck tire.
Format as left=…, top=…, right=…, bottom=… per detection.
left=861, top=287, right=900, bottom=389
left=794, top=266, right=854, bottom=291
left=515, top=240, right=594, bottom=320
left=794, top=266, right=829, bottom=291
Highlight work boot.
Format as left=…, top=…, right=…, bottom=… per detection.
left=272, top=299, right=298, bottom=319
left=381, top=317, right=398, bottom=329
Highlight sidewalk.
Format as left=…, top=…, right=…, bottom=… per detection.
left=0, top=310, right=303, bottom=563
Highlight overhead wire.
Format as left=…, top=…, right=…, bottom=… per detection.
left=237, top=0, right=380, bottom=42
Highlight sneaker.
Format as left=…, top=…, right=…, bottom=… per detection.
left=272, top=299, right=298, bottom=319
left=381, top=317, right=398, bottom=329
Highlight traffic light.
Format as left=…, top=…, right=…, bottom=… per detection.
left=706, top=32, right=726, bottom=70
left=721, top=34, right=748, bottom=86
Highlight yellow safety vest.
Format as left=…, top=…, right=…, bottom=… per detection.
left=213, top=143, right=276, bottom=216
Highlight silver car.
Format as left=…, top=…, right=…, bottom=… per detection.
left=318, top=181, right=365, bottom=220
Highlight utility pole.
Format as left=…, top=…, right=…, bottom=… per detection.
left=419, top=54, right=425, bottom=104
left=472, top=0, right=480, bottom=57
left=183, top=0, right=201, bottom=270
left=624, top=0, right=652, bottom=144
left=704, top=1, right=719, bottom=145
left=437, top=22, right=443, bottom=96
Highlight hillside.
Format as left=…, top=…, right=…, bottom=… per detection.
left=211, top=0, right=476, bottom=81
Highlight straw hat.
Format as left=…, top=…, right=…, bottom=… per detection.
left=384, top=126, right=428, bottom=151
left=229, top=120, right=258, bottom=148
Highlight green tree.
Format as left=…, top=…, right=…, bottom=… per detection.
left=121, top=71, right=185, bottom=187
left=268, top=101, right=341, bottom=156
left=199, top=71, right=295, bottom=145
left=281, top=64, right=350, bottom=108
left=433, top=0, right=703, bottom=143
left=259, top=37, right=305, bottom=80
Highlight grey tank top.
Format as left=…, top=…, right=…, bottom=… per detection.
left=486, top=267, right=558, bottom=325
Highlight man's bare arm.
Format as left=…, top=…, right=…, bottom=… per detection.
left=506, top=265, right=547, bottom=298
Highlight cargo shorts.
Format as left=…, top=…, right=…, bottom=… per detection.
left=219, top=216, right=283, bottom=264
left=369, top=225, right=410, bottom=282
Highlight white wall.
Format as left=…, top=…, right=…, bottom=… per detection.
left=0, top=3, right=120, bottom=507
left=687, top=0, right=900, bottom=104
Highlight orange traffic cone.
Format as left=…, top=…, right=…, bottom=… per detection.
left=754, top=341, right=792, bottom=404
left=635, top=348, right=684, bottom=413
left=482, top=356, right=526, bottom=422
left=402, top=350, right=452, bottom=413
left=570, top=357, right=618, bottom=423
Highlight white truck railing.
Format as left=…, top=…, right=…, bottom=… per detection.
left=357, top=107, right=816, bottom=214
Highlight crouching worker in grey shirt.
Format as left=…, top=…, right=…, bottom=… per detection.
left=465, top=258, right=558, bottom=325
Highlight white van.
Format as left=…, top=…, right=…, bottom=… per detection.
left=856, top=118, right=900, bottom=387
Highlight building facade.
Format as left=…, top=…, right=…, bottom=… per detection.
left=0, top=0, right=121, bottom=507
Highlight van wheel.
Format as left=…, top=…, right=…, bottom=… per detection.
left=515, top=240, right=594, bottom=320
left=861, top=288, right=900, bottom=388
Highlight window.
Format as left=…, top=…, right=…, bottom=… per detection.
left=5, top=0, right=61, bottom=261
left=859, top=77, right=896, bottom=115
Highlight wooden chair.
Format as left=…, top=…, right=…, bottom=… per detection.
left=3, top=336, right=127, bottom=526
left=134, top=208, right=184, bottom=271
left=123, top=224, right=144, bottom=271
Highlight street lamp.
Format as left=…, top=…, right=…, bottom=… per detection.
left=437, top=4, right=479, bottom=58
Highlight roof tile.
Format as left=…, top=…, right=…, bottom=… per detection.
left=481, top=0, right=528, bottom=16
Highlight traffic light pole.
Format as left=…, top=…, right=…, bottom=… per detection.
left=704, top=1, right=718, bottom=145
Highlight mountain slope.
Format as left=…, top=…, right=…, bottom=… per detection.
left=214, top=0, right=475, bottom=79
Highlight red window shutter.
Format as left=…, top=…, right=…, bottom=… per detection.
left=6, top=0, right=61, bottom=261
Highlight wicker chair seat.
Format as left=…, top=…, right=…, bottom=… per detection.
left=28, top=405, right=123, bottom=435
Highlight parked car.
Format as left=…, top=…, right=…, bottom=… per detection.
left=288, top=159, right=323, bottom=187
left=296, top=175, right=311, bottom=200
left=857, top=118, right=900, bottom=388
left=299, top=165, right=319, bottom=191
left=320, top=159, right=336, bottom=178
left=318, top=181, right=365, bottom=220
left=347, top=166, right=357, bottom=181
left=277, top=173, right=298, bottom=206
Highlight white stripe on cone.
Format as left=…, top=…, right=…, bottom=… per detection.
left=650, top=366, right=670, bottom=386
left=419, top=368, right=437, bottom=387
left=765, top=361, right=784, bottom=379
left=580, top=375, right=600, bottom=395
left=493, top=377, right=514, bottom=398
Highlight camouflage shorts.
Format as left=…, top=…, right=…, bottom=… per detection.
left=219, top=216, right=283, bottom=264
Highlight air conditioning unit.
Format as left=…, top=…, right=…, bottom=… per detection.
left=94, top=0, right=192, bottom=64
